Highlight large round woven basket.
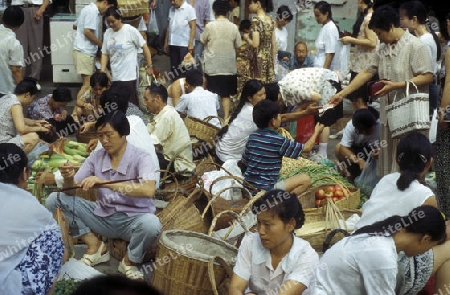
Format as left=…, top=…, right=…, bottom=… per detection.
left=150, top=229, right=238, bottom=295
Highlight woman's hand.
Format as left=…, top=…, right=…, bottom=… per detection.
left=340, top=36, right=354, bottom=45
left=84, top=103, right=94, bottom=111
left=328, top=91, right=345, bottom=106
left=59, top=163, right=75, bottom=180
left=79, top=176, right=106, bottom=191
left=146, top=65, right=154, bottom=77
left=79, top=121, right=94, bottom=134
left=87, top=138, right=99, bottom=153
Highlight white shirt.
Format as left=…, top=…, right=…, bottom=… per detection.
left=354, top=172, right=433, bottom=231
left=0, top=25, right=23, bottom=95
left=168, top=1, right=196, bottom=47
left=102, top=24, right=145, bottom=81
left=175, top=87, right=221, bottom=127
left=275, top=26, right=288, bottom=52
left=314, top=21, right=339, bottom=70
left=147, top=105, right=195, bottom=173
left=340, top=119, right=381, bottom=148
left=11, top=0, right=49, bottom=5
left=73, top=3, right=101, bottom=56
left=234, top=233, right=319, bottom=295
left=215, top=102, right=257, bottom=162
left=307, top=234, right=398, bottom=295
left=94, top=115, right=160, bottom=187
left=419, top=33, right=438, bottom=74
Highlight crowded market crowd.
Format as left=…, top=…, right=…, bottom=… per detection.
left=1, top=0, right=450, bottom=293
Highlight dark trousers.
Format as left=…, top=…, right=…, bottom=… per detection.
left=37, top=116, right=77, bottom=143
left=168, top=45, right=189, bottom=78
left=156, top=151, right=176, bottom=173
left=111, top=80, right=138, bottom=106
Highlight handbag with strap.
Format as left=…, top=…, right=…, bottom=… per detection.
left=385, top=80, right=430, bottom=139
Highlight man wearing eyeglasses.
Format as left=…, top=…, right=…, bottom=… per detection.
left=289, top=41, right=314, bottom=70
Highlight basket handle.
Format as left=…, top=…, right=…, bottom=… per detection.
left=322, top=228, right=350, bottom=253
left=218, top=190, right=267, bottom=242
left=156, top=169, right=180, bottom=200
left=201, top=185, right=253, bottom=218
left=204, top=115, right=225, bottom=128
left=208, top=210, right=250, bottom=237
left=208, top=256, right=234, bottom=295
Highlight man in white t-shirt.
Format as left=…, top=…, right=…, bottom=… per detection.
left=164, top=0, right=196, bottom=76
left=73, top=0, right=117, bottom=100
left=335, top=107, right=381, bottom=179
left=175, top=69, right=221, bottom=127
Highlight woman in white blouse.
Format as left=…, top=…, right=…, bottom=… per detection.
left=229, top=189, right=319, bottom=295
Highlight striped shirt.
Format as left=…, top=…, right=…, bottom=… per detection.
left=242, top=128, right=304, bottom=191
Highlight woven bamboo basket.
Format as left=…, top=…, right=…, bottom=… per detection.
left=110, top=177, right=207, bottom=262
left=118, top=0, right=149, bottom=18
left=297, top=176, right=360, bottom=212
left=184, top=116, right=221, bottom=159
left=149, top=229, right=238, bottom=295
left=295, top=200, right=361, bottom=253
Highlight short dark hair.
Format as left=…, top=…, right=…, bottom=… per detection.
left=147, top=83, right=168, bottom=103
left=103, top=0, right=118, bottom=7
left=252, top=189, right=305, bottom=230
left=90, top=72, right=109, bottom=88
left=0, top=143, right=28, bottom=185
left=212, top=0, right=230, bottom=16
left=52, top=86, right=73, bottom=103
left=276, top=5, right=293, bottom=21
left=352, top=108, right=376, bottom=132
left=252, top=99, right=279, bottom=129
left=95, top=110, right=130, bottom=137
left=264, top=82, right=280, bottom=102
left=105, top=7, right=122, bottom=19
left=369, top=5, right=400, bottom=32
left=99, top=85, right=129, bottom=113
left=15, top=77, right=38, bottom=96
left=3, top=6, right=24, bottom=28
left=73, top=274, right=163, bottom=295
left=185, top=69, right=204, bottom=87
left=249, top=0, right=273, bottom=13
left=239, top=19, right=251, bottom=32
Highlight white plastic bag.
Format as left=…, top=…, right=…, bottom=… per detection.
left=57, top=258, right=103, bottom=281
left=147, top=10, right=159, bottom=35
left=337, top=43, right=351, bottom=78
left=429, top=109, right=438, bottom=143
left=201, top=160, right=244, bottom=201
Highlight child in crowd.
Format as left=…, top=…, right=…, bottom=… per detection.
left=241, top=99, right=323, bottom=195
left=334, top=107, right=380, bottom=179
left=236, top=19, right=252, bottom=95
left=74, top=72, right=109, bottom=122
left=229, top=189, right=319, bottom=295
left=27, top=85, right=75, bottom=143
left=308, top=205, right=447, bottom=294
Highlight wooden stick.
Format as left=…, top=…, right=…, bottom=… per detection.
left=59, top=177, right=142, bottom=192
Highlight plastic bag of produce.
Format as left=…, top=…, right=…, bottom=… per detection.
left=354, top=158, right=380, bottom=197
left=57, top=258, right=103, bottom=281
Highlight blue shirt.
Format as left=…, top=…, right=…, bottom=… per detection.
left=289, top=54, right=314, bottom=70
left=242, top=128, right=304, bottom=191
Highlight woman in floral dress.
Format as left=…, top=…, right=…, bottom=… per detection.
left=242, top=0, right=276, bottom=83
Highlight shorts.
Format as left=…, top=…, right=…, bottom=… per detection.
left=73, top=50, right=95, bottom=76
left=273, top=180, right=286, bottom=191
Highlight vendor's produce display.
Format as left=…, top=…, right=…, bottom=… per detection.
left=53, top=278, right=81, bottom=295
left=314, top=184, right=347, bottom=208
left=31, top=140, right=88, bottom=172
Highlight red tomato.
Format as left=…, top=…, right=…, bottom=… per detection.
left=315, top=199, right=322, bottom=207
left=334, top=190, right=344, bottom=199
left=326, top=186, right=336, bottom=193
left=315, top=189, right=325, bottom=200
left=333, top=197, right=339, bottom=202
left=335, top=185, right=342, bottom=191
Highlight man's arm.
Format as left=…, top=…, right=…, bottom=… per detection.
left=188, top=19, right=196, bottom=53
left=84, top=28, right=102, bottom=48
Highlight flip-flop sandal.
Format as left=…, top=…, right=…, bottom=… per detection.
left=80, top=242, right=110, bottom=266
left=118, top=258, right=144, bottom=280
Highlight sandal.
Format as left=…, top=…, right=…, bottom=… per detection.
left=80, top=242, right=110, bottom=266
left=118, top=258, right=144, bottom=280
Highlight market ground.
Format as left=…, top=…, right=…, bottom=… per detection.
left=39, top=53, right=350, bottom=280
